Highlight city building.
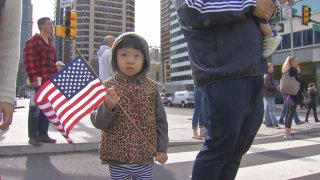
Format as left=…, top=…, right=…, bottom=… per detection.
left=55, top=0, right=135, bottom=63
left=165, top=0, right=320, bottom=94
left=148, top=46, right=161, bottom=82
left=20, top=0, right=33, bottom=63
left=169, top=2, right=193, bottom=90
left=160, top=0, right=172, bottom=86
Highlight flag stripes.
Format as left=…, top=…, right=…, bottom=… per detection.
left=34, top=56, right=107, bottom=143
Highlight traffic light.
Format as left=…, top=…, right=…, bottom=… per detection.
left=65, top=10, right=77, bottom=38
left=55, top=25, right=66, bottom=38
left=301, top=5, right=311, bottom=26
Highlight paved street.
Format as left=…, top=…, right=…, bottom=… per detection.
left=1, top=131, right=320, bottom=179
left=1, top=98, right=320, bottom=179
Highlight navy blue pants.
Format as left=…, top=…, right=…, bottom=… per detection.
left=192, top=76, right=264, bottom=180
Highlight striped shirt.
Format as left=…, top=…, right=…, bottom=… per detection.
left=185, top=0, right=256, bottom=13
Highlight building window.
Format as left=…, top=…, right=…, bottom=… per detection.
left=315, top=30, right=320, bottom=44
left=282, top=34, right=291, bottom=49
left=303, top=29, right=313, bottom=46
left=293, top=31, right=302, bottom=48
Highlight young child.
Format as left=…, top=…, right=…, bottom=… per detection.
left=260, top=0, right=283, bottom=58
left=90, top=32, right=169, bottom=180
left=260, top=21, right=282, bottom=59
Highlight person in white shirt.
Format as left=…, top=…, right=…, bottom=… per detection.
left=97, top=36, right=115, bottom=81
left=0, top=0, right=22, bottom=130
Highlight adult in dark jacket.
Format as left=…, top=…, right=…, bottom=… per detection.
left=305, top=83, right=319, bottom=123
left=174, top=0, right=275, bottom=179
left=264, top=63, right=280, bottom=128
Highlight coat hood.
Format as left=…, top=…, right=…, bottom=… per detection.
left=110, top=32, right=150, bottom=82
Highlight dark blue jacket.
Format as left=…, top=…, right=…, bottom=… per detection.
left=174, top=0, right=267, bottom=85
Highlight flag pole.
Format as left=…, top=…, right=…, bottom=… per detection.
left=74, top=47, right=157, bottom=154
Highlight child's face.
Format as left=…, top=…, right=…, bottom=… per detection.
left=117, top=47, right=144, bottom=80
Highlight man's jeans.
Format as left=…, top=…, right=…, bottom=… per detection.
left=264, top=97, right=278, bottom=126
left=192, top=76, right=263, bottom=180
left=28, top=103, right=49, bottom=139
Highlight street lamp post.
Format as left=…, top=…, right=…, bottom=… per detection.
left=162, top=60, right=169, bottom=93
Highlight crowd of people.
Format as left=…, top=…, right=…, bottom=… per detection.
left=262, top=57, right=319, bottom=139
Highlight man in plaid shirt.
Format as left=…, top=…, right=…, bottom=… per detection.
left=23, top=17, right=57, bottom=146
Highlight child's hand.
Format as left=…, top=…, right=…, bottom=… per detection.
left=104, top=85, right=120, bottom=110
left=155, top=152, right=168, bottom=164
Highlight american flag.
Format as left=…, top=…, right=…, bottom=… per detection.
left=34, top=56, right=107, bottom=143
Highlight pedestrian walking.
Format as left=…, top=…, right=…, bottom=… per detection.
left=23, top=17, right=57, bottom=146
left=278, top=92, right=304, bottom=125
left=174, top=0, right=275, bottom=179
left=305, top=83, right=319, bottom=123
left=281, top=56, right=304, bottom=139
left=192, top=78, right=204, bottom=140
left=0, top=0, right=22, bottom=130
left=97, top=35, right=115, bottom=81
left=264, top=63, right=280, bottom=128
left=91, top=32, right=169, bottom=180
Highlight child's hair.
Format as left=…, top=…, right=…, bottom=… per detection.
left=111, top=36, right=148, bottom=74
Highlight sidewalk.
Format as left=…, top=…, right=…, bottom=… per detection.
left=1, top=99, right=319, bottom=156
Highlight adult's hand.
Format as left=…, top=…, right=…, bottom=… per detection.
left=0, top=102, right=13, bottom=130
left=253, top=0, right=275, bottom=20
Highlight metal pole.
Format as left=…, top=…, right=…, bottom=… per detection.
left=290, top=4, right=294, bottom=56
left=63, top=7, right=71, bottom=64
left=162, top=60, right=165, bottom=93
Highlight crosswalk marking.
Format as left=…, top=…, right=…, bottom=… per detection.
left=165, top=137, right=320, bottom=164
left=236, top=155, right=320, bottom=180
left=247, top=137, right=320, bottom=154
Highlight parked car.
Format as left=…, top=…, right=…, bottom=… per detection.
left=168, top=91, right=194, bottom=108
left=160, top=92, right=173, bottom=105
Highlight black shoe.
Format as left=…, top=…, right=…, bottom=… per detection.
left=295, top=121, right=305, bottom=125
left=279, top=121, right=285, bottom=125
left=39, top=136, right=56, bottom=143
left=28, top=138, right=42, bottom=146
left=274, top=125, right=281, bottom=129
left=315, top=120, right=320, bottom=123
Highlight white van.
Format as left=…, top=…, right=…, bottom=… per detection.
left=168, top=91, right=194, bottom=108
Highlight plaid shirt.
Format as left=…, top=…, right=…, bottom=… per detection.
left=23, top=34, right=57, bottom=83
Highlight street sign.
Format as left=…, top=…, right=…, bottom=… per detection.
left=61, top=0, right=72, bottom=8
left=271, top=23, right=284, bottom=33
left=313, top=24, right=320, bottom=32
left=282, top=4, right=292, bottom=19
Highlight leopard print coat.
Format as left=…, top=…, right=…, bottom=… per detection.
left=99, top=73, right=158, bottom=164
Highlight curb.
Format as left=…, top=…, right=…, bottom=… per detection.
left=0, top=141, right=205, bottom=156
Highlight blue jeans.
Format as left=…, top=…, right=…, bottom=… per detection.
left=279, top=94, right=300, bottom=123
left=264, top=97, right=278, bottom=126
left=192, top=76, right=264, bottom=180
left=28, top=89, right=49, bottom=139
left=192, top=89, right=203, bottom=129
